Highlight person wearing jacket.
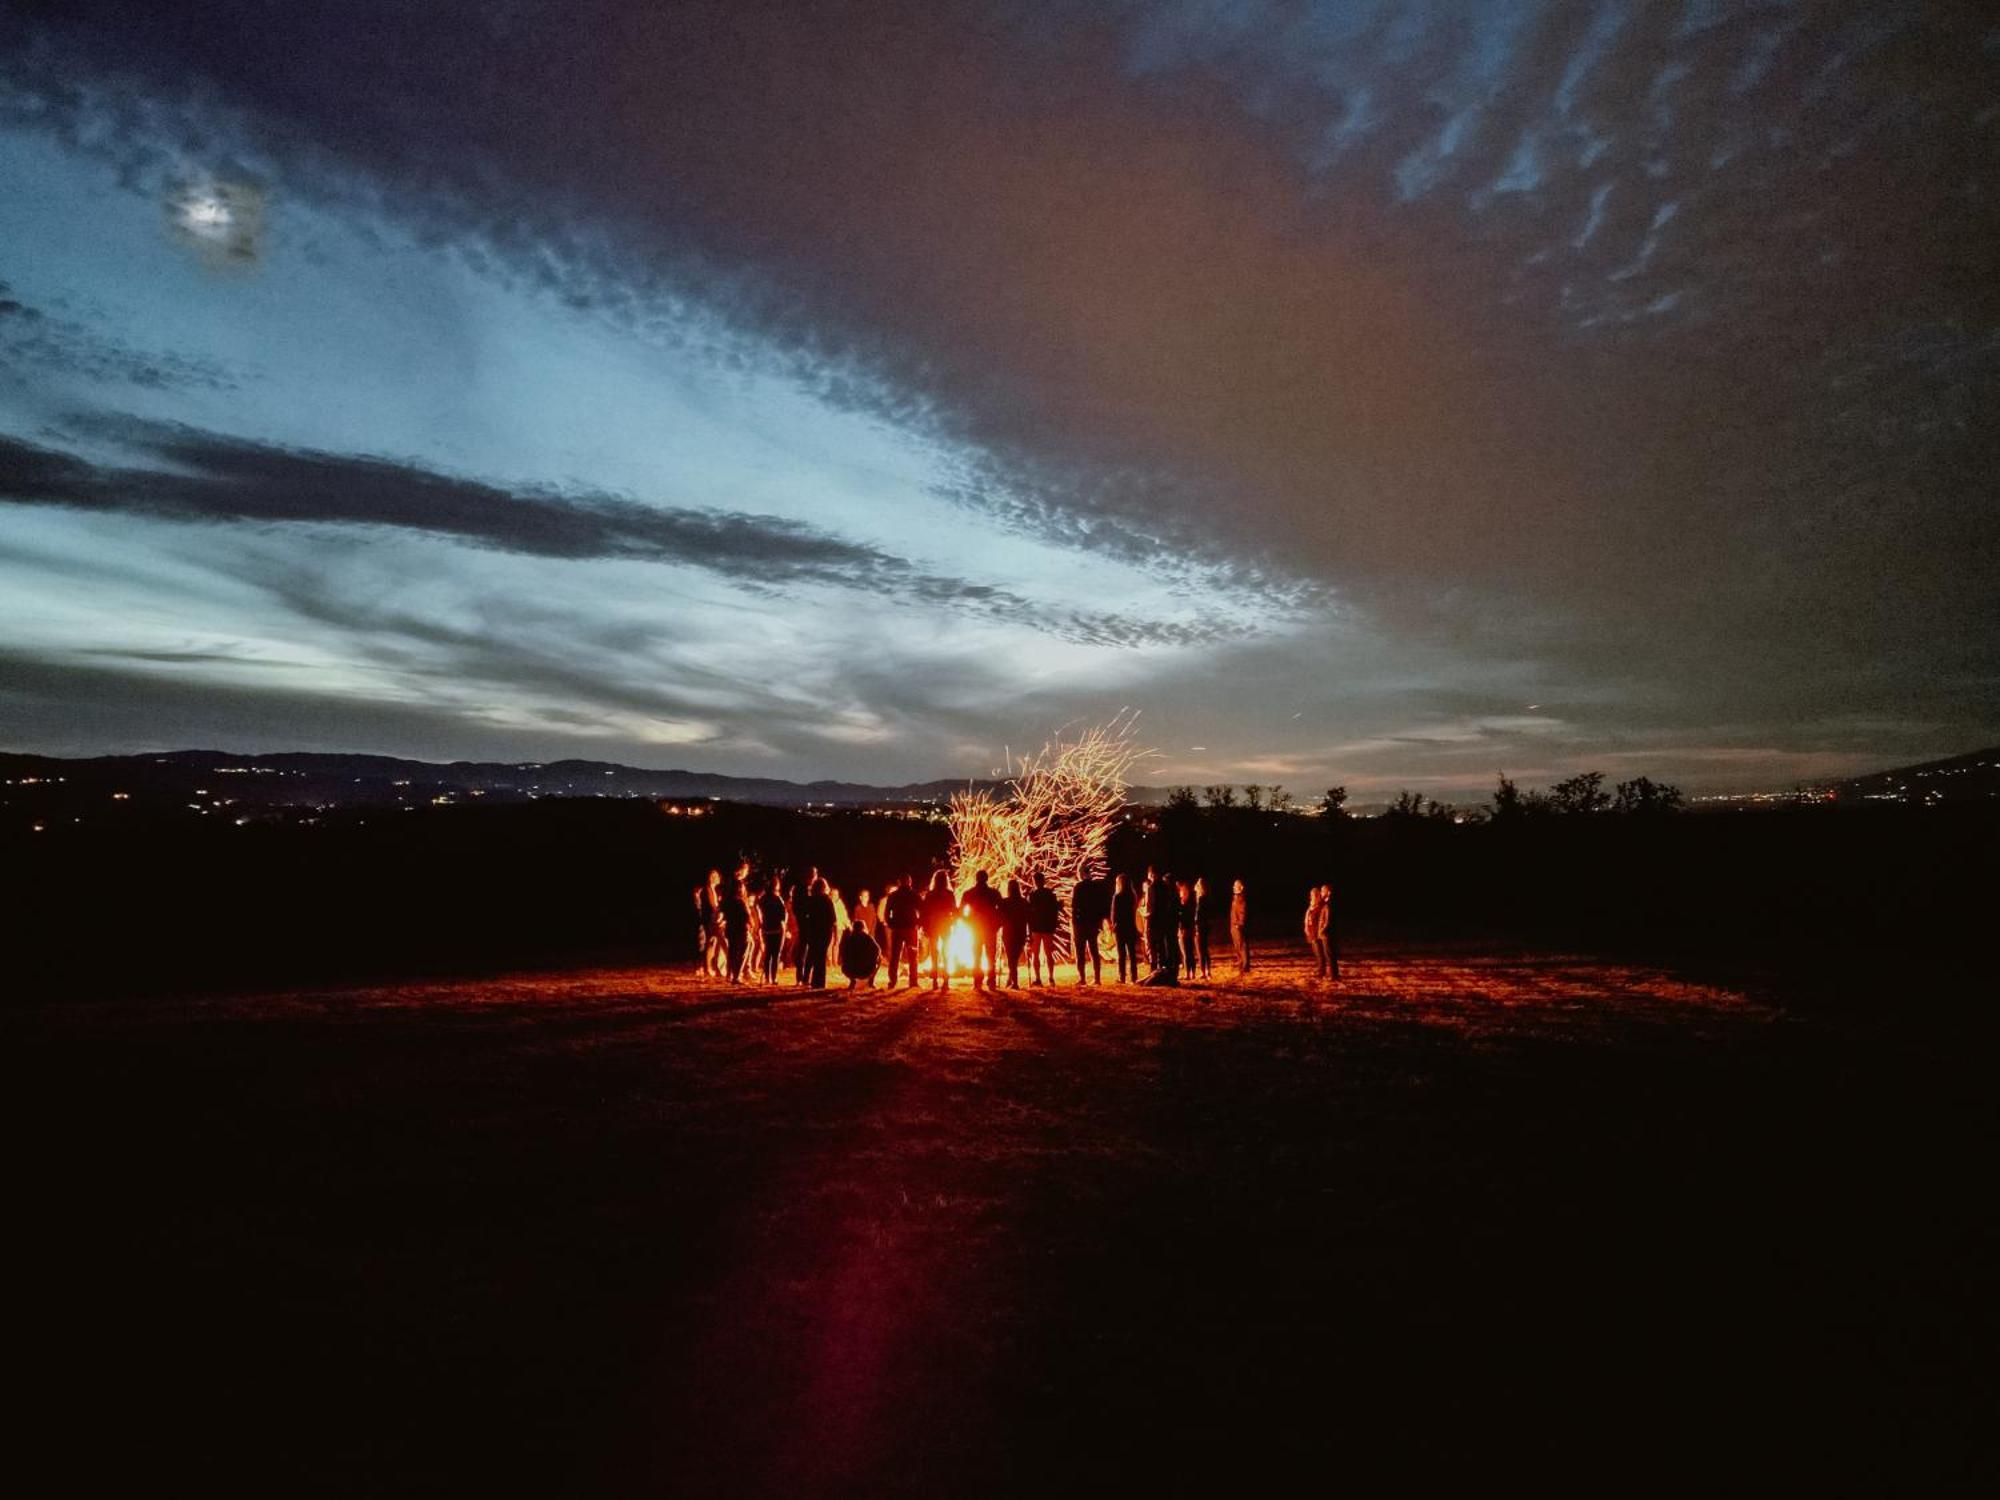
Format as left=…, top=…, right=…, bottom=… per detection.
left=838, top=918, right=880, bottom=989
left=717, top=877, right=751, bottom=983
left=796, top=878, right=836, bottom=989
left=881, top=875, right=923, bottom=989
left=959, top=869, right=1003, bottom=991
left=1070, top=872, right=1110, bottom=985
left=1145, top=871, right=1181, bottom=984
left=920, top=869, right=958, bottom=991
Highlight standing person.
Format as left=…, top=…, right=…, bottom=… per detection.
left=1320, top=882, right=1340, bottom=981
left=784, top=885, right=805, bottom=985
left=825, top=885, right=850, bottom=979
left=740, top=864, right=764, bottom=980
left=718, top=877, right=751, bottom=983
left=1071, top=869, right=1110, bottom=985
left=694, top=872, right=722, bottom=976
left=1176, top=879, right=1199, bottom=978
left=1193, top=876, right=1216, bottom=979
left=1111, top=874, right=1142, bottom=983
left=850, top=888, right=878, bottom=948
left=1229, top=878, right=1250, bottom=975
left=757, top=878, right=787, bottom=985
left=797, top=877, right=835, bottom=989
left=1305, top=885, right=1331, bottom=979
left=921, top=869, right=957, bottom=991
left=785, top=865, right=818, bottom=982
left=998, top=878, right=1031, bottom=989
left=881, top=875, right=923, bottom=989
left=1026, top=872, right=1062, bottom=985
left=959, top=869, right=1003, bottom=991
left=1146, top=871, right=1180, bottom=984
left=1137, top=866, right=1156, bottom=968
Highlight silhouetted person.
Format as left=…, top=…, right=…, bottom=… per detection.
left=735, top=859, right=761, bottom=977
left=998, top=878, right=1031, bottom=988
left=718, top=877, right=751, bottom=983
left=1192, top=876, right=1216, bottom=979
left=1111, top=874, right=1142, bottom=982
left=1229, top=878, right=1249, bottom=975
left=1138, top=865, right=1157, bottom=966
left=1144, top=870, right=1180, bottom=984
left=1305, top=884, right=1332, bottom=980
left=839, top=919, right=880, bottom=989
left=757, top=879, right=787, bottom=984
left=1026, top=873, right=1062, bottom=984
left=824, top=885, right=849, bottom=978
left=1071, top=871, right=1110, bottom=984
left=695, top=871, right=722, bottom=976
left=1176, top=879, right=1198, bottom=977
left=921, top=869, right=957, bottom=991
left=882, top=874, right=923, bottom=988
left=960, top=869, right=1002, bottom=991
left=1320, top=881, right=1340, bottom=980
left=785, top=865, right=819, bottom=981
left=797, top=877, right=835, bottom=988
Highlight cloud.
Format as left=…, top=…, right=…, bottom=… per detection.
left=0, top=280, right=238, bottom=391
left=0, top=419, right=1234, bottom=648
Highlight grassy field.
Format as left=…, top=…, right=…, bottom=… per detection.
left=8, top=945, right=1991, bottom=1492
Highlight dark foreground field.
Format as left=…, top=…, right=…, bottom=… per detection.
left=8, top=946, right=1993, bottom=1492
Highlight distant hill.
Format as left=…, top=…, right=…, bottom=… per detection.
left=0, top=747, right=1174, bottom=822
left=1823, top=745, right=2000, bottom=807
left=0, top=748, right=1007, bottom=809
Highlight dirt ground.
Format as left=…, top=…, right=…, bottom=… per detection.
left=8, top=944, right=1992, bottom=1492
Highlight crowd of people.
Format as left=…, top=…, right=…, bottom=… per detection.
left=692, top=862, right=1342, bottom=993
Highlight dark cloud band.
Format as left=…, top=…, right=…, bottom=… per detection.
left=0, top=420, right=1231, bottom=648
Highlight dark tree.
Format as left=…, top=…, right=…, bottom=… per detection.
left=1243, top=784, right=1265, bottom=811
left=1385, top=789, right=1430, bottom=821
left=1492, top=774, right=1550, bottom=820
left=1202, top=784, right=1237, bottom=809
left=1319, top=786, right=1349, bottom=819
left=1548, top=771, right=1610, bottom=816
left=1614, top=776, right=1685, bottom=816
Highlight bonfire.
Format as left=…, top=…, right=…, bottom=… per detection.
left=946, top=714, right=1149, bottom=959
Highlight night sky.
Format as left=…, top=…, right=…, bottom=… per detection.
left=2, top=2, right=1995, bottom=794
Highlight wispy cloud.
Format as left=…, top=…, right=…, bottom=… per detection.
left=0, top=419, right=1237, bottom=649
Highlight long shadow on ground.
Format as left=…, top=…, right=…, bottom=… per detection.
left=7, top=949, right=1992, bottom=1492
